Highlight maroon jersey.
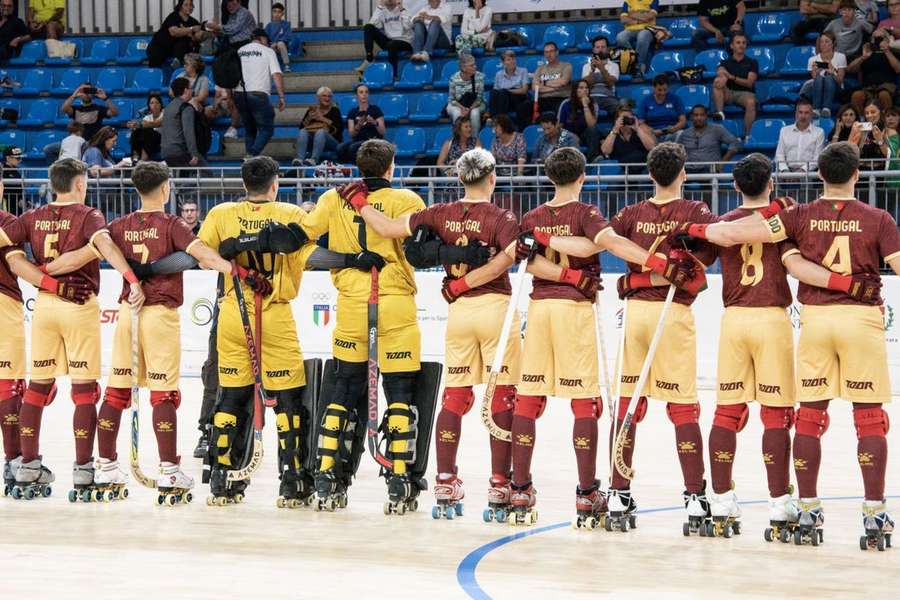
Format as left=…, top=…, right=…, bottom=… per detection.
left=0, top=211, right=23, bottom=303
left=523, top=201, right=610, bottom=301
left=0, top=210, right=25, bottom=248
left=770, top=198, right=900, bottom=306
left=19, top=202, right=107, bottom=294
left=408, top=200, right=519, bottom=298
left=718, top=207, right=794, bottom=308
left=611, top=198, right=718, bottom=306
left=108, top=211, right=198, bottom=308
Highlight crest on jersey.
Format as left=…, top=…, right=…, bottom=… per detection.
left=313, top=304, right=331, bottom=327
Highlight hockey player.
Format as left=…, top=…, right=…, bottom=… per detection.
left=677, top=142, right=899, bottom=549
left=350, top=147, right=516, bottom=520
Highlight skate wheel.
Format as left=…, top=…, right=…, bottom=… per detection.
left=184, top=493, right=193, bottom=504
left=507, top=512, right=516, bottom=526
left=314, top=500, right=323, bottom=512
left=722, top=524, right=732, bottom=539
left=682, top=522, right=691, bottom=537
left=572, top=517, right=581, bottom=530
left=698, top=522, right=707, bottom=537
left=409, top=499, right=419, bottom=512
left=383, top=501, right=392, bottom=516
left=793, top=529, right=802, bottom=545
left=818, top=530, right=824, bottom=543
left=530, top=511, right=538, bottom=525
left=432, top=506, right=440, bottom=520
left=454, top=502, right=464, bottom=517
left=103, top=490, right=114, bottom=503
left=305, top=495, right=314, bottom=507
left=764, top=528, right=774, bottom=543
left=877, top=536, right=886, bottom=552
left=483, top=508, right=493, bottom=523
left=605, top=518, right=614, bottom=532
left=216, top=497, right=228, bottom=507
left=206, top=496, right=214, bottom=506
left=24, top=487, right=34, bottom=500
left=586, top=516, right=598, bottom=530
left=276, top=497, right=287, bottom=509
left=779, top=528, right=790, bottom=544
left=811, top=530, right=820, bottom=547
left=445, top=506, right=454, bottom=520
left=732, top=521, right=741, bottom=536
left=165, top=495, right=177, bottom=507
left=68, top=489, right=77, bottom=503
left=157, top=495, right=165, bottom=506
left=860, top=536, right=869, bottom=551
left=629, top=515, right=637, bottom=529
left=338, top=495, right=347, bottom=509
left=886, top=534, right=892, bottom=548
left=495, top=508, right=507, bottom=522
left=397, top=503, right=407, bottom=516
left=122, top=488, right=129, bottom=499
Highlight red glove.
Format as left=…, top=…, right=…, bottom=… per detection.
left=828, top=272, right=882, bottom=305
left=758, top=196, right=796, bottom=219
left=441, top=277, right=470, bottom=303
left=646, top=249, right=707, bottom=295
left=39, top=275, right=92, bottom=305
left=515, top=230, right=550, bottom=262
left=559, top=268, right=601, bottom=300
left=232, top=263, right=273, bottom=297
left=337, top=180, right=369, bottom=212
left=617, top=271, right=653, bottom=300
left=666, top=222, right=709, bottom=247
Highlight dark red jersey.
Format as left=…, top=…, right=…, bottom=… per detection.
left=408, top=200, right=519, bottom=298
left=611, top=198, right=718, bottom=306
left=0, top=211, right=23, bottom=303
left=0, top=209, right=25, bottom=248
left=108, top=211, right=199, bottom=308
left=768, top=198, right=900, bottom=306
left=523, top=201, right=610, bottom=302
left=19, top=202, right=107, bottom=294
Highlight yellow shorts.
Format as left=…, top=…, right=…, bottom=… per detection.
left=445, top=293, right=521, bottom=387
left=30, top=292, right=101, bottom=380
left=217, top=297, right=305, bottom=391
left=107, top=303, right=181, bottom=391
left=0, top=293, right=25, bottom=379
left=518, top=299, right=599, bottom=398
left=620, top=299, right=696, bottom=403
left=717, top=306, right=795, bottom=407
left=333, top=293, right=420, bottom=373
left=797, top=304, right=891, bottom=404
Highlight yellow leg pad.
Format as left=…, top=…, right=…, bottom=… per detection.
left=213, top=412, right=237, bottom=466
left=388, top=402, right=410, bottom=476
left=319, top=403, right=347, bottom=472
left=276, top=412, right=289, bottom=451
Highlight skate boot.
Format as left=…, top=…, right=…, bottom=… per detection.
left=11, top=457, right=53, bottom=500
left=384, top=473, right=422, bottom=516
left=93, top=458, right=129, bottom=502
left=508, top=481, right=538, bottom=526
left=193, top=429, right=210, bottom=459
left=313, top=469, right=348, bottom=512
left=859, top=500, right=894, bottom=552
left=432, top=473, right=464, bottom=520
left=277, top=470, right=315, bottom=509
left=157, top=461, right=194, bottom=506
left=682, top=483, right=711, bottom=537
left=3, top=456, right=21, bottom=497
left=483, top=473, right=512, bottom=523
left=573, top=480, right=608, bottom=530
left=206, top=465, right=247, bottom=506
left=68, top=460, right=98, bottom=503
left=793, top=498, right=825, bottom=546
left=764, top=492, right=799, bottom=543
left=707, top=489, right=742, bottom=537
left=605, top=488, right=637, bottom=532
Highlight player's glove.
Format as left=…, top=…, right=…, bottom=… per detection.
left=828, top=272, right=883, bottom=305
left=344, top=250, right=386, bottom=272
left=39, top=275, right=92, bottom=305
left=440, top=239, right=493, bottom=267
left=232, top=263, right=273, bottom=297
left=616, top=272, right=654, bottom=300
left=645, top=249, right=707, bottom=295
left=515, top=230, right=550, bottom=262
left=127, top=259, right=154, bottom=280
left=218, top=237, right=242, bottom=260
left=337, top=180, right=369, bottom=212
left=759, top=196, right=796, bottom=219
left=666, top=222, right=706, bottom=249
left=559, top=268, right=601, bottom=300
left=441, top=277, right=471, bottom=303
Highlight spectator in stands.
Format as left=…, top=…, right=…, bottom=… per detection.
left=674, top=105, right=742, bottom=172
left=616, top=0, right=659, bottom=79
left=128, top=93, right=165, bottom=162
left=0, top=0, right=31, bottom=64
left=162, top=77, right=205, bottom=168
left=850, top=100, right=890, bottom=169
left=83, top=126, right=129, bottom=177
left=533, top=111, right=578, bottom=163
left=411, top=0, right=452, bottom=63
left=491, top=114, right=526, bottom=175
left=1, top=146, right=24, bottom=214
left=437, top=117, right=481, bottom=175
left=180, top=200, right=202, bottom=234
left=338, top=84, right=386, bottom=163
left=711, top=33, right=757, bottom=142
left=601, top=105, right=656, bottom=172
left=558, top=80, right=600, bottom=159
left=518, top=42, right=572, bottom=125
left=791, top=0, right=840, bottom=45
left=456, top=0, right=494, bottom=55
left=447, top=53, right=486, bottom=137
left=637, top=74, right=686, bottom=140
left=581, top=36, right=620, bottom=116
left=825, top=0, right=870, bottom=60
left=265, top=2, right=292, bottom=72
left=178, top=53, right=211, bottom=111
left=693, top=0, right=744, bottom=51
left=234, top=29, right=286, bottom=158
left=293, top=86, right=343, bottom=166
left=848, top=31, right=900, bottom=113
left=26, top=0, right=65, bottom=40
left=883, top=107, right=900, bottom=175
left=827, top=103, right=859, bottom=142
left=59, top=121, right=86, bottom=161
left=855, top=0, right=879, bottom=30
left=877, top=0, right=900, bottom=39
left=356, top=0, right=413, bottom=77
left=490, top=51, right=529, bottom=127
left=774, top=98, right=825, bottom=172
left=43, top=82, right=119, bottom=164
left=206, top=0, right=257, bottom=47
left=147, top=0, right=205, bottom=71
left=800, top=31, right=846, bottom=117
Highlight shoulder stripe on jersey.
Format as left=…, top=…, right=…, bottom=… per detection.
left=403, top=214, right=413, bottom=237
left=503, top=240, right=517, bottom=258
left=765, top=215, right=788, bottom=243
left=780, top=248, right=801, bottom=265
left=0, top=228, right=11, bottom=248
left=592, top=226, right=613, bottom=246
left=885, top=250, right=900, bottom=263
left=88, top=229, right=109, bottom=258
left=185, top=239, right=203, bottom=255
left=4, top=248, right=25, bottom=258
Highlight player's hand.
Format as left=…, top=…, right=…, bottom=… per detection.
left=219, top=237, right=241, bottom=260
left=617, top=272, right=653, bottom=299
left=666, top=222, right=702, bottom=249
left=440, top=239, right=492, bottom=267
left=848, top=273, right=883, bottom=304
left=559, top=268, right=601, bottom=300
left=759, top=196, right=795, bottom=219
left=441, top=277, right=470, bottom=303
left=663, top=249, right=707, bottom=295
left=233, top=263, right=273, bottom=297
left=127, top=259, right=154, bottom=280
left=39, top=275, right=92, bottom=305
left=346, top=250, right=386, bottom=272
left=515, top=230, right=549, bottom=261
left=128, top=282, right=145, bottom=311
left=337, top=180, right=369, bottom=212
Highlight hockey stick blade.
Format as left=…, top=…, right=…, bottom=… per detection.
left=129, top=306, right=157, bottom=488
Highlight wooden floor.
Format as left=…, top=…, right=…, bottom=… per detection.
left=1, top=381, right=896, bottom=600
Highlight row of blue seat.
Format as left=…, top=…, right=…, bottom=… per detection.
left=1, top=66, right=168, bottom=97
left=0, top=128, right=223, bottom=160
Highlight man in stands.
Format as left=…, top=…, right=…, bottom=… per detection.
left=711, top=32, right=758, bottom=141
left=356, top=0, right=413, bottom=77
left=43, top=82, right=119, bottom=165
left=693, top=0, right=745, bottom=51
left=0, top=0, right=30, bottom=64
left=774, top=98, right=825, bottom=173
left=581, top=36, right=621, bottom=116
left=791, top=0, right=839, bottom=45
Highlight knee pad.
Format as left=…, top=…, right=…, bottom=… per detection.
left=71, top=382, right=100, bottom=406
left=760, top=406, right=795, bottom=430
left=571, top=397, right=601, bottom=420
left=384, top=401, right=416, bottom=464
left=149, top=390, right=181, bottom=410
left=853, top=406, right=890, bottom=439
left=617, top=396, right=648, bottom=423
left=491, top=385, right=516, bottom=414
left=514, top=395, right=546, bottom=420
left=441, top=386, right=474, bottom=417
left=317, top=403, right=348, bottom=470
left=795, top=405, right=830, bottom=439
left=666, top=402, right=701, bottom=427
left=102, top=387, right=132, bottom=411
left=0, top=379, right=24, bottom=401
left=23, top=382, right=57, bottom=408
left=713, top=403, right=749, bottom=433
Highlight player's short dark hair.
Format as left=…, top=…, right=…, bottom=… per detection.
left=49, top=158, right=88, bottom=193
left=647, top=142, right=686, bottom=187
left=170, top=77, right=190, bottom=97
left=732, top=31, right=748, bottom=43
left=356, top=139, right=395, bottom=178
left=732, top=153, right=772, bottom=197
left=241, top=156, right=280, bottom=195
left=544, top=147, right=586, bottom=186
left=538, top=111, right=558, bottom=125
left=817, top=142, right=859, bottom=184
left=131, top=161, right=170, bottom=195
left=652, top=74, right=669, bottom=87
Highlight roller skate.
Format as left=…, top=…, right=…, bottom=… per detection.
left=682, top=483, right=711, bottom=537
left=384, top=473, right=423, bottom=516
left=3, top=456, right=21, bottom=497
left=193, top=429, right=209, bottom=459
left=277, top=470, right=315, bottom=509
left=92, top=458, right=129, bottom=502
left=793, top=498, right=824, bottom=546
left=205, top=465, right=248, bottom=506
left=508, top=481, right=538, bottom=526
left=573, top=480, right=608, bottom=530
left=483, top=473, right=512, bottom=523
left=432, top=473, right=464, bottom=520
left=764, top=493, right=799, bottom=543
left=605, top=488, right=637, bottom=532
left=10, top=457, right=53, bottom=500
left=68, top=461, right=98, bottom=503
left=859, top=501, right=894, bottom=552
left=707, top=489, right=741, bottom=538
left=157, top=461, right=194, bottom=506
left=313, top=469, right=348, bottom=512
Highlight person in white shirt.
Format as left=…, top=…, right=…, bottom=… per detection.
left=411, top=0, right=452, bottom=62
left=580, top=35, right=621, bottom=115
left=356, top=0, right=413, bottom=76
left=799, top=31, right=847, bottom=117
left=774, top=98, right=825, bottom=172
left=456, top=0, right=494, bottom=55
left=233, top=28, right=286, bottom=158
left=58, top=121, right=87, bottom=161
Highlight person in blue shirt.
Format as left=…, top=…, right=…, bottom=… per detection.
left=265, top=2, right=292, bottom=72
left=636, top=74, right=686, bottom=140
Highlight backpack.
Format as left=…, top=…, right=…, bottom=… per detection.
left=177, top=102, right=212, bottom=155
left=611, top=48, right=637, bottom=77
left=212, top=45, right=244, bottom=90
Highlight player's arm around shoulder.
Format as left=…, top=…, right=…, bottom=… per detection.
left=187, top=240, right=233, bottom=274
left=44, top=244, right=102, bottom=275
left=197, top=202, right=234, bottom=250
left=297, top=189, right=338, bottom=241
left=782, top=251, right=834, bottom=288
left=462, top=240, right=515, bottom=289
left=359, top=202, right=412, bottom=239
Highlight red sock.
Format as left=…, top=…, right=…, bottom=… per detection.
left=709, top=425, right=736, bottom=494
left=793, top=400, right=829, bottom=498
left=434, top=407, right=462, bottom=474
left=97, top=402, right=123, bottom=461
left=153, top=402, right=178, bottom=463
left=675, top=423, right=705, bottom=494
left=573, top=417, right=598, bottom=489
left=489, top=385, right=515, bottom=477
left=762, top=429, right=791, bottom=497
left=511, top=414, right=536, bottom=487
left=609, top=418, right=636, bottom=489
left=858, top=435, right=887, bottom=501
left=71, top=383, right=98, bottom=465
left=19, top=382, right=53, bottom=462
left=0, top=396, right=22, bottom=460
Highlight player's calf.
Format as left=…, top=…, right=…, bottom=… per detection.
left=571, top=398, right=601, bottom=490
left=18, top=381, right=56, bottom=462
left=489, top=385, right=516, bottom=477
left=0, top=379, right=24, bottom=462
left=151, top=390, right=181, bottom=464
left=609, top=396, right=647, bottom=490
left=760, top=406, right=795, bottom=498
left=97, top=387, right=130, bottom=461
left=71, top=382, right=100, bottom=466
left=793, top=401, right=830, bottom=499
left=708, top=403, right=748, bottom=495
left=853, top=405, right=889, bottom=502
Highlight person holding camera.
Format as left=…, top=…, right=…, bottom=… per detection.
left=600, top=105, right=657, bottom=173
left=774, top=98, right=825, bottom=172
left=799, top=31, right=846, bottom=118
left=43, top=82, right=119, bottom=164
left=849, top=100, right=890, bottom=170
left=447, top=52, right=486, bottom=137
left=581, top=36, right=620, bottom=115
left=848, top=30, right=900, bottom=113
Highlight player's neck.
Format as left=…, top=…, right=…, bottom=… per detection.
left=246, top=195, right=272, bottom=204
left=548, top=186, right=580, bottom=206
left=138, top=200, right=165, bottom=212
left=650, top=186, right=681, bottom=204
left=52, top=194, right=84, bottom=205
left=821, top=184, right=857, bottom=200
left=740, top=195, right=769, bottom=209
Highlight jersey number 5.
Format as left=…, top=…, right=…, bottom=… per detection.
left=43, top=233, right=60, bottom=261
left=739, top=242, right=764, bottom=287
left=822, top=235, right=851, bottom=275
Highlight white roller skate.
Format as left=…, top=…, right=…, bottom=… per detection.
left=860, top=500, right=894, bottom=552
left=682, top=484, right=711, bottom=537
left=68, top=460, right=97, bottom=503
left=483, top=474, right=512, bottom=523
left=508, top=481, right=538, bottom=526
left=3, top=456, right=21, bottom=496
left=93, top=458, right=129, bottom=502
left=157, top=461, right=194, bottom=507
left=764, top=493, right=799, bottom=543
left=707, top=489, right=742, bottom=537
left=432, top=473, right=464, bottom=520
left=794, top=498, right=825, bottom=546
left=573, top=480, right=608, bottom=531
left=11, top=457, right=53, bottom=500
left=605, top=488, right=638, bottom=532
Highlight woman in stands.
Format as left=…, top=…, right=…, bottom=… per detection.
left=293, top=86, right=343, bottom=166
left=128, top=93, right=164, bottom=162
left=82, top=126, right=129, bottom=177
left=437, top=117, right=481, bottom=176
left=850, top=101, right=889, bottom=170
left=180, top=53, right=210, bottom=111
left=491, top=114, right=526, bottom=176
left=827, top=104, right=859, bottom=144
left=456, top=0, right=494, bottom=55
left=557, top=79, right=600, bottom=160
left=800, top=32, right=846, bottom=118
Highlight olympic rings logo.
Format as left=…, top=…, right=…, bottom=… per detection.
left=191, top=298, right=215, bottom=326
left=311, top=292, right=330, bottom=302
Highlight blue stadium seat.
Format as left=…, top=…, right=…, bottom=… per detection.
left=619, top=85, right=653, bottom=108
left=409, top=92, right=447, bottom=122
left=45, top=39, right=84, bottom=65
left=666, top=18, right=697, bottom=47
left=96, top=68, right=127, bottom=94
left=0, top=99, right=21, bottom=126
left=750, top=14, right=788, bottom=42
left=746, top=48, right=775, bottom=76
left=648, top=51, right=686, bottom=76
left=9, top=41, right=45, bottom=66
left=744, top=118, right=786, bottom=150
left=479, top=126, right=495, bottom=148
left=106, top=98, right=134, bottom=126
left=363, top=63, right=393, bottom=90
left=541, top=25, right=575, bottom=51
left=815, top=118, right=835, bottom=136
left=428, top=128, right=452, bottom=155
left=578, top=22, right=623, bottom=50
left=118, top=38, right=150, bottom=65
left=338, top=95, right=358, bottom=117
left=0, top=130, right=27, bottom=149
left=81, top=39, right=120, bottom=65
left=12, top=68, right=51, bottom=96
left=501, top=26, right=532, bottom=53
left=721, top=119, right=744, bottom=138
left=695, top=49, right=728, bottom=79
left=395, top=62, right=433, bottom=90
left=52, top=68, right=92, bottom=97
left=26, top=130, right=64, bottom=159
left=760, top=80, right=799, bottom=113
left=126, top=68, right=164, bottom=95
left=780, top=46, right=815, bottom=76
left=209, top=130, right=221, bottom=155
left=597, top=160, right=621, bottom=189
left=387, top=127, right=426, bottom=157
left=675, top=85, right=710, bottom=110
left=523, top=124, right=541, bottom=154
left=482, top=58, right=502, bottom=87
left=17, top=99, right=58, bottom=127
left=518, top=55, right=545, bottom=74
left=379, top=94, right=408, bottom=122
left=434, top=62, right=458, bottom=88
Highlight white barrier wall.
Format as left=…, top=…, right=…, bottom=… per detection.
left=19, top=271, right=900, bottom=394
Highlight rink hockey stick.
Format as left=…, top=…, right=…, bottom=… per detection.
left=593, top=291, right=614, bottom=418
left=366, top=267, right=394, bottom=470
left=256, top=294, right=276, bottom=409
left=608, top=297, right=629, bottom=481
left=613, top=285, right=676, bottom=481
left=129, top=306, right=157, bottom=488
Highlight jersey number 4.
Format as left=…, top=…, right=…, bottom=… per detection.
left=822, top=235, right=851, bottom=275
